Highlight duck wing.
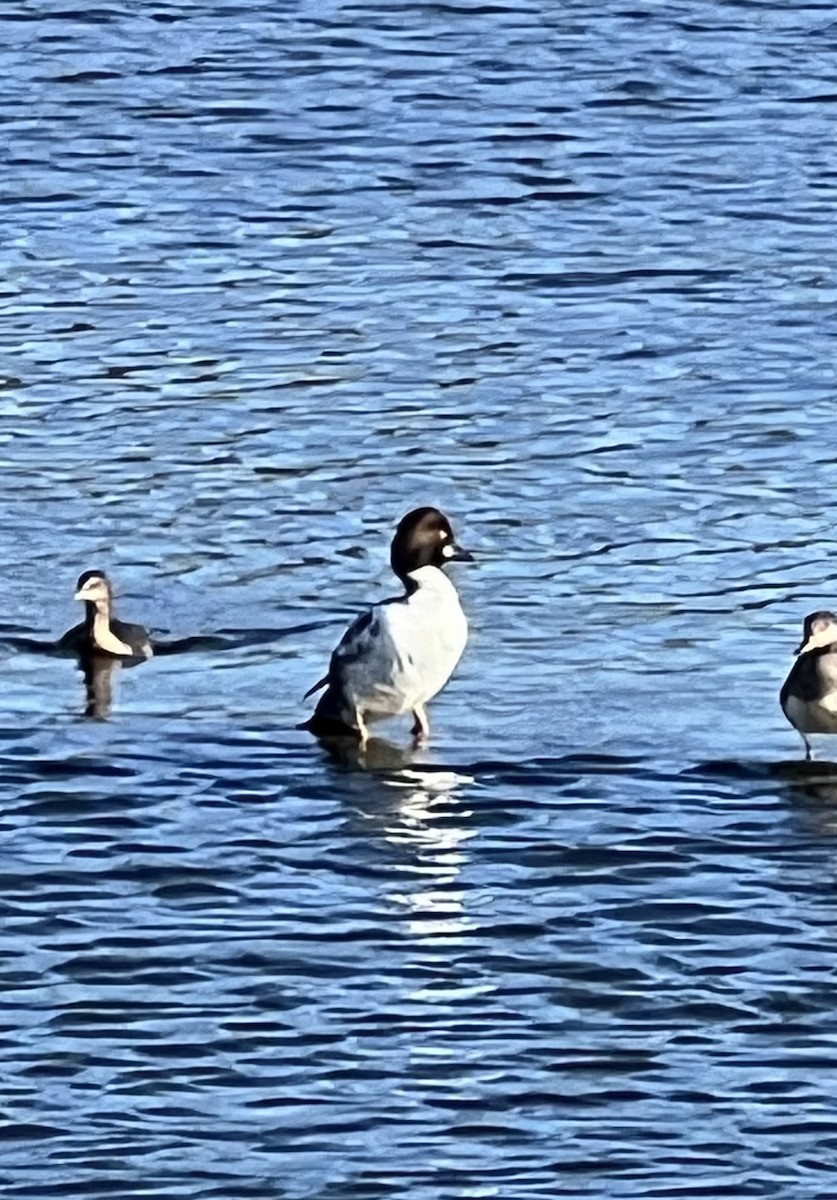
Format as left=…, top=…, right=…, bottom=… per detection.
left=57, top=622, right=86, bottom=654
left=306, top=606, right=384, bottom=700
left=111, top=618, right=154, bottom=659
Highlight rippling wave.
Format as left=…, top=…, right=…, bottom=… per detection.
left=3, top=0, right=837, bottom=1195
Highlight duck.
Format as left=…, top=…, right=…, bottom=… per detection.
left=780, top=610, right=837, bottom=759
left=59, top=570, right=153, bottom=660
left=304, top=506, right=473, bottom=746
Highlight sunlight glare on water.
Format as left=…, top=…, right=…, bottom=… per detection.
left=2, top=0, right=837, bottom=1196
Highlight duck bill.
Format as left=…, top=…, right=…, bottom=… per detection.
left=445, top=542, right=474, bottom=563
left=74, top=582, right=104, bottom=603
left=796, top=628, right=837, bottom=655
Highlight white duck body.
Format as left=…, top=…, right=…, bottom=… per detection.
left=336, top=565, right=468, bottom=724
left=306, top=505, right=472, bottom=743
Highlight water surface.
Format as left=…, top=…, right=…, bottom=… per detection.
left=2, top=1, right=837, bottom=1195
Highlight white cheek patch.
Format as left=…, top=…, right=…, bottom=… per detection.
left=441, top=543, right=456, bottom=558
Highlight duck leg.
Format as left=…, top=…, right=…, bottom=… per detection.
left=801, top=733, right=813, bottom=761
left=411, top=704, right=430, bottom=743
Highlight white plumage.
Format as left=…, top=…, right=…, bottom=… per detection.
left=306, top=507, right=471, bottom=745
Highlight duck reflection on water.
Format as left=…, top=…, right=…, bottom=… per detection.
left=772, top=756, right=837, bottom=833
left=382, top=765, right=478, bottom=941
left=79, top=654, right=120, bottom=719
left=318, top=730, right=478, bottom=940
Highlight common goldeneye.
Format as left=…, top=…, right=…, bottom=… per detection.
left=304, top=506, right=472, bottom=746
left=780, top=610, right=837, bottom=759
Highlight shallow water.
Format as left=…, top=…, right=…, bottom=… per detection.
left=2, top=0, right=837, bottom=1195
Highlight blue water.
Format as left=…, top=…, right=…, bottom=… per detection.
left=2, top=1, right=837, bottom=1195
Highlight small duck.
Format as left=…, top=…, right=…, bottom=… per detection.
left=304, top=506, right=473, bottom=746
left=780, top=610, right=837, bottom=759
left=59, top=570, right=153, bottom=660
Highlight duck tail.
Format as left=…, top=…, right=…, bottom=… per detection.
left=298, top=711, right=359, bottom=737
left=298, top=684, right=359, bottom=738
left=302, top=674, right=329, bottom=701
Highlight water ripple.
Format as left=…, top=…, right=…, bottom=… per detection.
left=3, top=0, right=837, bottom=1195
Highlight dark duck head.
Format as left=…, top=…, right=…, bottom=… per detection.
left=74, top=569, right=113, bottom=618
left=389, top=507, right=473, bottom=586
left=796, top=611, right=837, bottom=656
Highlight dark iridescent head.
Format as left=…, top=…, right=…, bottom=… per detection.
left=74, top=570, right=112, bottom=606
left=390, top=506, right=472, bottom=583
left=796, top=610, right=837, bottom=655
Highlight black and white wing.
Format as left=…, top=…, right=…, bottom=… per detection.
left=305, top=607, right=381, bottom=701
left=111, top=618, right=154, bottom=659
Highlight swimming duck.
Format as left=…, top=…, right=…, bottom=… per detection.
left=780, top=610, right=837, bottom=758
left=304, top=506, right=472, bottom=746
left=59, top=570, right=153, bottom=660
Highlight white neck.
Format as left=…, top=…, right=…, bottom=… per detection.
left=407, top=565, right=459, bottom=594
left=816, top=649, right=837, bottom=690
left=92, top=608, right=133, bottom=656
